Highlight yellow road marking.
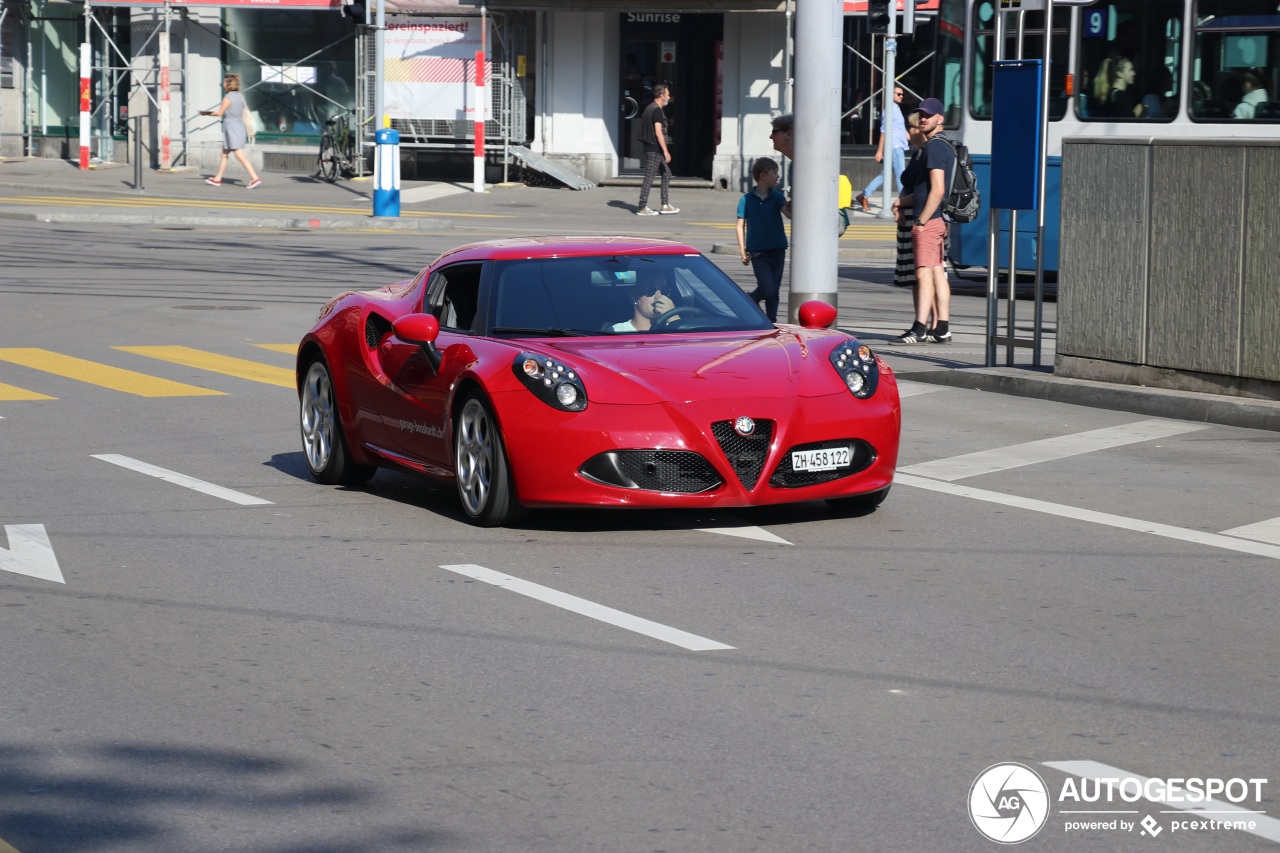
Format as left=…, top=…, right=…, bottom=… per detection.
left=0, top=835, right=23, bottom=853
left=0, top=381, right=55, bottom=401
left=116, top=346, right=295, bottom=388
left=253, top=343, right=298, bottom=355
left=0, top=349, right=223, bottom=397
left=686, top=219, right=895, bottom=237
left=0, top=194, right=509, bottom=219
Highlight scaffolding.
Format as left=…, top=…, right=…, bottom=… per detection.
left=7, top=0, right=531, bottom=173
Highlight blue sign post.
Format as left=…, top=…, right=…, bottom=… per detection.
left=373, top=128, right=400, bottom=218
left=990, top=59, right=1044, bottom=210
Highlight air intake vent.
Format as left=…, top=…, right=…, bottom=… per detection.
left=365, top=312, right=393, bottom=348
left=711, top=419, right=774, bottom=490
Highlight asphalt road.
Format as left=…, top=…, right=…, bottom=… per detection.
left=1, top=220, right=1277, bottom=853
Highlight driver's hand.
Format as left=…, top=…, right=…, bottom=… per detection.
left=651, top=294, right=674, bottom=314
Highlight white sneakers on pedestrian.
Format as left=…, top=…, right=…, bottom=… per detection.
left=635, top=207, right=659, bottom=216
left=659, top=204, right=680, bottom=215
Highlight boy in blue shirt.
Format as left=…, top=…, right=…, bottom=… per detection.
left=735, top=157, right=790, bottom=322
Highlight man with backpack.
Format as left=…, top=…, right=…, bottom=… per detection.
left=889, top=97, right=954, bottom=345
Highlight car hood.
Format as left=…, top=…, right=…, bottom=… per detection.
left=531, top=328, right=847, bottom=404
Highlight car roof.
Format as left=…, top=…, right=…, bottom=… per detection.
left=432, top=236, right=700, bottom=265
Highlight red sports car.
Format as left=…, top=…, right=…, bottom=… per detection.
left=296, top=237, right=900, bottom=526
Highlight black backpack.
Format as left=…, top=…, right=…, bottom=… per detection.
left=935, top=134, right=981, bottom=223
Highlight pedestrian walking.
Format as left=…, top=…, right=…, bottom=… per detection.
left=855, top=85, right=908, bottom=212
left=735, top=157, right=791, bottom=322
left=890, top=97, right=954, bottom=345
left=200, top=73, right=261, bottom=189
left=635, top=85, right=678, bottom=216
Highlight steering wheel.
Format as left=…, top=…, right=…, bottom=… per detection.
left=650, top=305, right=708, bottom=330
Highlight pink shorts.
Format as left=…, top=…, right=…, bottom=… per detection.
left=912, top=217, right=948, bottom=268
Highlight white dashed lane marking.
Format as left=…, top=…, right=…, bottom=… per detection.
left=93, top=454, right=273, bottom=506
left=441, top=564, right=734, bottom=651
left=897, top=474, right=1280, bottom=561
left=899, top=418, right=1209, bottom=482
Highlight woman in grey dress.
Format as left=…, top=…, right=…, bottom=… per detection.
left=200, top=73, right=261, bottom=188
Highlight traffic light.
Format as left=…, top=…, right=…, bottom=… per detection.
left=868, top=0, right=891, bottom=34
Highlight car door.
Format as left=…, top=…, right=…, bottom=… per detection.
left=373, top=261, right=487, bottom=470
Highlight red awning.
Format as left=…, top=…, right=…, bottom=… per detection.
left=844, top=0, right=940, bottom=12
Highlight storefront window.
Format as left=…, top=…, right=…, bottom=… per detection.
left=1191, top=0, right=1279, bottom=121
left=969, top=1, right=1069, bottom=121
left=1077, top=0, right=1183, bottom=121
left=223, top=9, right=355, bottom=139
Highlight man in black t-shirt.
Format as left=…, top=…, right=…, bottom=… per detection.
left=890, top=97, right=955, bottom=345
left=636, top=85, right=679, bottom=216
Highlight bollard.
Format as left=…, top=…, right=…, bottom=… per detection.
left=373, top=128, right=400, bottom=218
left=133, top=115, right=145, bottom=191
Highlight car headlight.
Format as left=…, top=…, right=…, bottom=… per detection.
left=512, top=353, right=588, bottom=412
left=829, top=341, right=879, bottom=399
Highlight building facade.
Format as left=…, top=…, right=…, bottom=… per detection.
left=2, top=0, right=941, bottom=193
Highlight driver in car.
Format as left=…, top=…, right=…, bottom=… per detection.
left=611, top=274, right=680, bottom=332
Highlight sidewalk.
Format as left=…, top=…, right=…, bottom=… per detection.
left=2, top=156, right=1276, bottom=431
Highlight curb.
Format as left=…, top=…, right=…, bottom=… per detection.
left=899, top=366, right=1280, bottom=432
left=0, top=208, right=456, bottom=230
left=710, top=240, right=896, bottom=261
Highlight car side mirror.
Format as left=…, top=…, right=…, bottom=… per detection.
left=798, top=300, right=838, bottom=329
left=392, top=313, right=443, bottom=371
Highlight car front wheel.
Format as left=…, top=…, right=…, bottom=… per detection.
left=454, top=394, right=523, bottom=527
left=300, top=358, right=375, bottom=486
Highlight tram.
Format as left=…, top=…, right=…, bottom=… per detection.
left=930, top=0, right=1280, bottom=272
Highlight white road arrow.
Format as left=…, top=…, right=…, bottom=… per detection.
left=0, top=524, right=66, bottom=584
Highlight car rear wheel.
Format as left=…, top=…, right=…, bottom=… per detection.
left=827, top=485, right=890, bottom=514
left=454, top=394, right=523, bottom=527
left=300, top=358, right=376, bottom=486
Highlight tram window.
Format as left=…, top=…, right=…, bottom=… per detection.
left=969, top=2, right=1071, bottom=121
left=1077, top=0, right=1184, bottom=121
left=935, top=0, right=966, bottom=128
left=1192, top=0, right=1280, bottom=122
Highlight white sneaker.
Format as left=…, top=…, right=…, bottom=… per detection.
left=635, top=207, right=659, bottom=216
left=659, top=204, right=680, bottom=215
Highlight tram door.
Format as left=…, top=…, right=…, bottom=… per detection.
left=619, top=13, right=722, bottom=178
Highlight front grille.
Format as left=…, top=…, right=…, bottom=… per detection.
left=365, top=312, right=393, bottom=348
left=581, top=450, right=722, bottom=494
left=769, top=439, right=875, bottom=488
left=711, top=419, right=774, bottom=490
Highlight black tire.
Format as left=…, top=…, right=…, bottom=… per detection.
left=827, top=485, right=890, bottom=514
left=453, top=393, right=524, bottom=527
left=300, top=358, right=376, bottom=486
left=318, top=134, right=340, bottom=183
left=337, top=134, right=356, bottom=177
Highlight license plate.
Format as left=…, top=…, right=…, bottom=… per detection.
left=791, top=446, right=851, bottom=472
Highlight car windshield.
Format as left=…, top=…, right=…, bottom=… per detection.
left=490, top=254, right=774, bottom=336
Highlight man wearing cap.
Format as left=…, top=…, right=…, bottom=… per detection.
left=890, top=97, right=954, bottom=345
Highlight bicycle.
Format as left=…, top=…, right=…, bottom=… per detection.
left=318, top=110, right=362, bottom=182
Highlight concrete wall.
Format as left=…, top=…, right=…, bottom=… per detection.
left=1057, top=137, right=1280, bottom=398
left=712, top=11, right=786, bottom=193
left=532, top=10, right=619, bottom=184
